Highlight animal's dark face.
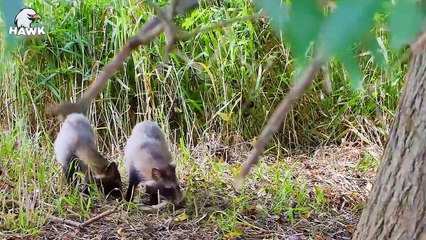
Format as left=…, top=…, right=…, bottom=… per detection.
left=151, top=164, right=184, bottom=205
left=96, top=162, right=123, bottom=200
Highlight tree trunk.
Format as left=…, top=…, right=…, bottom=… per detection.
left=353, top=50, right=426, bottom=239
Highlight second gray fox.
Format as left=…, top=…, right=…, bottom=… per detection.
left=124, top=120, right=184, bottom=206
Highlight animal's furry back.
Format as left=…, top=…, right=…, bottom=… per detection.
left=124, top=120, right=172, bottom=170
left=54, top=113, right=96, bottom=167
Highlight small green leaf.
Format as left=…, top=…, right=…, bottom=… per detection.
left=218, top=112, right=232, bottom=122
left=362, top=31, right=386, bottom=67
left=253, top=0, right=289, bottom=37
left=320, top=0, right=382, bottom=59
left=389, top=0, right=423, bottom=49
left=287, top=0, right=323, bottom=66
left=339, top=48, right=362, bottom=90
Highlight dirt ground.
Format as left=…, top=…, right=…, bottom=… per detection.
left=1, top=141, right=379, bottom=240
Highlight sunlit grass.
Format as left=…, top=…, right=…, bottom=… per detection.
left=0, top=0, right=405, bottom=149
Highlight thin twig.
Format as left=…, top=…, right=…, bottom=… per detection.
left=0, top=97, right=17, bottom=117
left=234, top=55, right=324, bottom=191
left=47, top=215, right=83, bottom=228
left=80, top=208, right=118, bottom=227
left=47, top=208, right=118, bottom=228
left=146, top=0, right=180, bottom=56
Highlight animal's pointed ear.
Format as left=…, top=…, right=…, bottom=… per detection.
left=105, top=161, right=118, bottom=174
left=152, top=168, right=161, bottom=180
left=107, top=161, right=117, bottom=169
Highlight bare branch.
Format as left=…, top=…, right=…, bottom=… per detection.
left=80, top=208, right=118, bottom=228
left=47, top=215, right=83, bottom=228
left=146, top=0, right=180, bottom=56
left=47, top=208, right=118, bottom=228
left=234, top=56, right=324, bottom=191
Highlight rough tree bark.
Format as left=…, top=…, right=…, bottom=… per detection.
left=353, top=48, right=426, bottom=239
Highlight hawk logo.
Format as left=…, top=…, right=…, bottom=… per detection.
left=9, top=8, right=46, bottom=36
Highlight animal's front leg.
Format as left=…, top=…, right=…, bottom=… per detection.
left=145, top=186, right=160, bottom=205
left=125, top=170, right=140, bottom=202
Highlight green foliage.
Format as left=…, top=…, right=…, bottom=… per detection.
left=286, top=0, right=323, bottom=67
left=362, top=31, right=386, bottom=67
left=389, top=0, right=424, bottom=49
left=339, top=47, right=363, bottom=90
left=252, top=0, right=425, bottom=89
left=320, top=0, right=382, bottom=59
left=252, top=0, right=288, bottom=37
left=321, top=0, right=382, bottom=89
left=355, top=152, right=380, bottom=173
left=252, top=0, right=324, bottom=67
left=0, top=0, right=407, bottom=149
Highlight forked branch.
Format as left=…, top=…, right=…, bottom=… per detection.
left=234, top=55, right=324, bottom=191
left=46, top=0, right=262, bottom=119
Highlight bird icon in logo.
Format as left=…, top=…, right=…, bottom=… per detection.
left=14, top=8, right=41, bottom=28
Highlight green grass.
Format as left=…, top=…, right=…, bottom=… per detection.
left=0, top=0, right=405, bottom=149
left=0, top=0, right=405, bottom=238
left=0, top=125, right=319, bottom=238
left=354, top=152, right=380, bottom=173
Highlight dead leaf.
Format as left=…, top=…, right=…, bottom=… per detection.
left=137, top=2, right=145, bottom=10
left=288, top=234, right=304, bottom=240
left=173, top=212, right=188, bottom=222
left=350, top=192, right=362, bottom=202
left=366, top=182, right=373, bottom=191
left=117, top=228, right=128, bottom=237
left=224, top=230, right=242, bottom=239
left=314, top=236, right=326, bottom=240
left=346, top=225, right=355, bottom=233
left=256, top=187, right=266, bottom=197
left=242, top=207, right=257, bottom=216
left=61, top=235, right=73, bottom=240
